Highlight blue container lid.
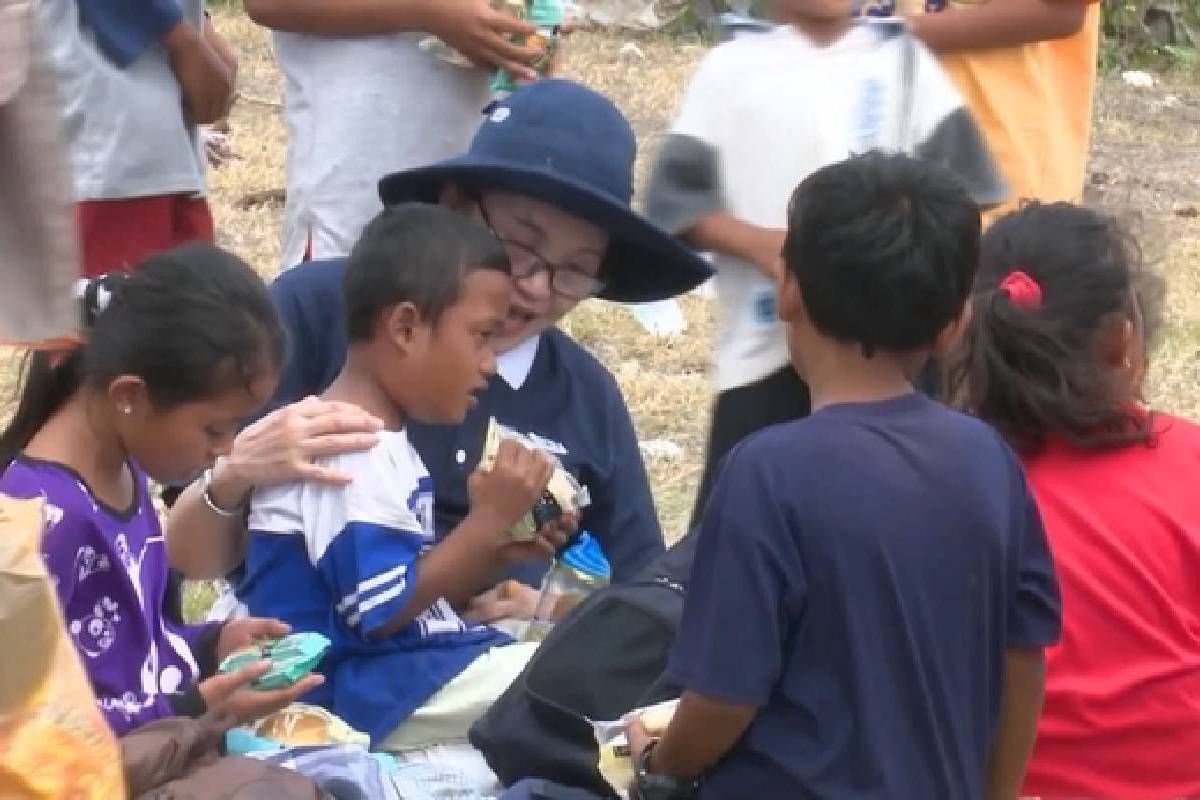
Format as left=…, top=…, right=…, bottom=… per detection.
left=561, top=532, right=611, bottom=581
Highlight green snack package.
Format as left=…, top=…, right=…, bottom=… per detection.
left=218, top=632, right=331, bottom=691
left=490, top=0, right=565, bottom=95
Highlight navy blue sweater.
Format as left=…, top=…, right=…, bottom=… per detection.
left=263, top=258, right=665, bottom=586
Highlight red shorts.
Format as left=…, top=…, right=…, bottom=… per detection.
left=77, top=194, right=215, bottom=278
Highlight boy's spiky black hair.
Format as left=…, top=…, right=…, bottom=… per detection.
left=344, top=203, right=511, bottom=342
left=784, top=151, right=981, bottom=357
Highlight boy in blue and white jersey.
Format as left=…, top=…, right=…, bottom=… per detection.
left=236, top=204, right=570, bottom=748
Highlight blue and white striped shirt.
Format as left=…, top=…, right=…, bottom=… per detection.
left=236, top=430, right=507, bottom=744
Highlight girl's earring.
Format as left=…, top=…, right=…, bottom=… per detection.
left=122, top=406, right=133, bottom=415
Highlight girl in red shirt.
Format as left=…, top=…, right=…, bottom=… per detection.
left=953, top=202, right=1200, bottom=799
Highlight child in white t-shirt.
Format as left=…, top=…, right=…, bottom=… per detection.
left=243, top=0, right=547, bottom=269
left=646, top=0, right=1005, bottom=524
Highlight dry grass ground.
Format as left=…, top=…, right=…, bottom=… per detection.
left=3, top=14, right=1198, bottom=557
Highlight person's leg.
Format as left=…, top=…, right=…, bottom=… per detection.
left=380, top=641, right=539, bottom=752
left=501, top=779, right=609, bottom=799
left=688, top=366, right=810, bottom=529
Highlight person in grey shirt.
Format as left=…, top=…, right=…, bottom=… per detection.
left=36, top=0, right=236, bottom=277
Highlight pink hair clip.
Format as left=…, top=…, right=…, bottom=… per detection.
left=998, top=270, right=1043, bottom=311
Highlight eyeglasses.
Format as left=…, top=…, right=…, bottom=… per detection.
left=478, top=205, right=606, bottom=302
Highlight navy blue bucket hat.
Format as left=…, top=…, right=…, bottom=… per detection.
left=377, top=80, right=712, bottom=303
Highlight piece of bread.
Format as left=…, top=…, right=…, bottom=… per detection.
left=254, top=704, right=369, bottom=748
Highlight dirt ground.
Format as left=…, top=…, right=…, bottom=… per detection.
left=1084, top=79, right=1200, bottom=423
left=207, top=16, right=1200, bottom=544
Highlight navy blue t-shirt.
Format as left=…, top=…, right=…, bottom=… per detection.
left=263, top=258, right=665, bottom=586
left=671, top=393, right=1061, bottom=800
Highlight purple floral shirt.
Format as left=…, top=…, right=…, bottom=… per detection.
left=0, top=457, right=217, bottom=735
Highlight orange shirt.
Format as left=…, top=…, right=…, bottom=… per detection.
left=923, top=2, right=1101, bottom=218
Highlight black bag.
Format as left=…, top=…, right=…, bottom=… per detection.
left=470, top=534, right=698, bottom=797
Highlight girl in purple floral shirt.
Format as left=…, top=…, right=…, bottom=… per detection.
left=0, top=245, right=321, bottom=735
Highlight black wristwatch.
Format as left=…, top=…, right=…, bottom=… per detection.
left=634, top=740, right=700, bottom=800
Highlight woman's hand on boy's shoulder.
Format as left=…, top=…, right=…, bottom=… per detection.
left=226, top=397, right=382, bottom=490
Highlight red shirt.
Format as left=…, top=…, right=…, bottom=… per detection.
left=1021, top=415, right=1200, bottom=798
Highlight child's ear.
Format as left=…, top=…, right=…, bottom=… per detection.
left=1100, top=316, right=1136, bottom=370
left=931, top=300, right=973, bottom=357
left=777, top=269, right=802, bottom=323
left=438, top=184, right=479, bottom=218
left=107, top=376, right=149, bottom=418
left=384, top=303, right=423, bottom=352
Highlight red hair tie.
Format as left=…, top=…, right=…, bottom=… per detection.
left=998, top=270, right=1043, bottom=311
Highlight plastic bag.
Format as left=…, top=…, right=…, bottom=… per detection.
left=479, top=417, right=590, bottom=542
left=0, top=494, right=126, bottom=798
left=218, top=632, right=331, bottom=690
left=593, top=699, right=678, bottom=799
left=253, top=703, right=370, bottom=749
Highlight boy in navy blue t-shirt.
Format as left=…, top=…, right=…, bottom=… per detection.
left=628, top=153, right=1061, bottom=800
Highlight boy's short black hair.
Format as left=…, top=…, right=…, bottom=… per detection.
left=783, top=152, right=981, bottom=356
left=344, top=203, right=511, bottom=342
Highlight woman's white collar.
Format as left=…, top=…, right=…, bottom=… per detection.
left=496, top=334, right=541, bottom=389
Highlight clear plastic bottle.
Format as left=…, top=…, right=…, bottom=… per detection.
left=523, top=532, right=611, bottom=642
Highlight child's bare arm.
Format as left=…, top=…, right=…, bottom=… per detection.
left=244, top=0, right=435, bottom=34
left=908, top=0, right=1088, bottom=54
left=646, top=134, right=783, bottom=278
left=204, top=15, right=239, bottom=76
left=628, top=692, right=757, bottom=780
left=368, top=440, right=563, bottom=640
left=687, top=212, right=787, bottom=282
left=243, top=0, right=541, bottom=79
left=162, top=20, right=235, bottom=125
left=984, top=647, right=1046, bottom=800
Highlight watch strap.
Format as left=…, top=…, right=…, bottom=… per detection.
left=635, top=741, right=699, bottom=800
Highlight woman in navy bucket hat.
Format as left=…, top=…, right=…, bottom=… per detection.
left=167, top=80, right=711, bottom=627
left=379, top=79, right=711, bottom=304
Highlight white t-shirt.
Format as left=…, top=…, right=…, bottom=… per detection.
left=665, top=22, right=995, bottom=391
left=34, top=0, right=206, bottom=201
left=274, top=32, right=491, bottom=269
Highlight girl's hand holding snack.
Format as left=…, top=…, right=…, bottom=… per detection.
left=198, top=661, right=324, bottom=726
left=216, top=617, right=291, bottom=663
